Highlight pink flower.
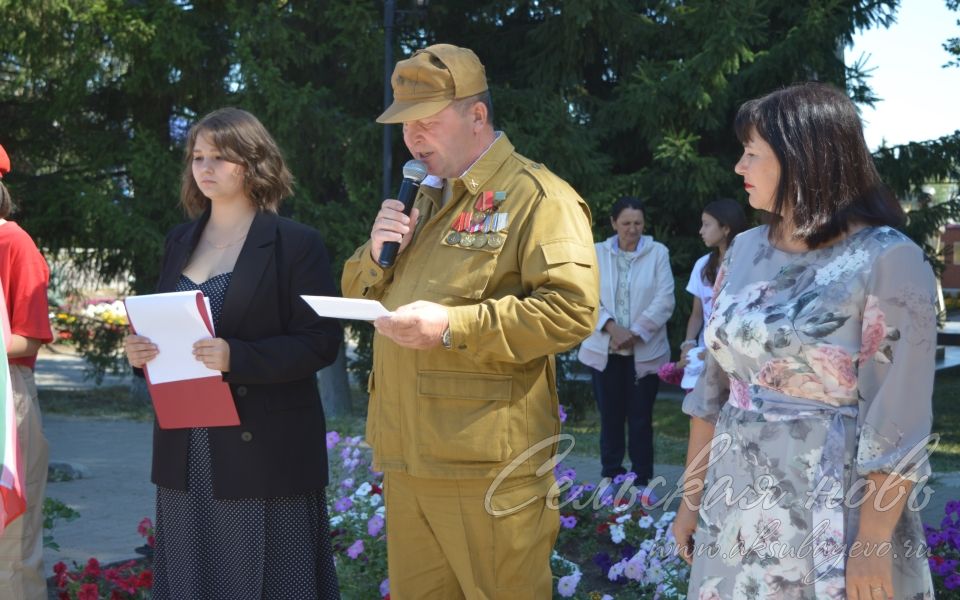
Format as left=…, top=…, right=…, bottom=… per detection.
left=347, top=539, right=365, bottom=559
left=805, top=345, right=857, bottom=402
left=860, top=295, right=887, bottom=363
left=757, top=357, right=832, bottom=400
left=78, top=583, right=100, bottom=600
left=729, top=378, right=752, bottom=409
left=137, top=517, right=153, bottom=537
left=83, top=558, right=101, bottom=579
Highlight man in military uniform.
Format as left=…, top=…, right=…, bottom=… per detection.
left=342, top=43, right=598, bottom=599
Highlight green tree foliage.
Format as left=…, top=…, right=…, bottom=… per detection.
left=1, top=1, right=955, bottom=399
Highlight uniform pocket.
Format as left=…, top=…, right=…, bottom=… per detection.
left=425, top=245, right=502, bottom=300
left=417, top=370, right=512, bottom=462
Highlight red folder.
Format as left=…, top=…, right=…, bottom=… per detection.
left=126, top=292, right=240, bottom=429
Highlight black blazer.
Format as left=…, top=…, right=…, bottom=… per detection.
left=149, top=209, right=342, bottom=499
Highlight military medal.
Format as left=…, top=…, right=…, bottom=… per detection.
left=472, top=233, right=487, bottom=248
left=460, top=233, right=475, bottom=247
left=486, top=233, right=504, bottom=248
left=445, top=231, right=461, bottom=245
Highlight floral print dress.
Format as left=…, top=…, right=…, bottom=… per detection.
left=682, top=225, right=936, bottom=600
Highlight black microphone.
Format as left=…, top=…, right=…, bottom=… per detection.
left=378, top=159, right=428, bottom=268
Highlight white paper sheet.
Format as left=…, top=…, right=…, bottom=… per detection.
left=124, top=291, right=222, bottom=384
left=301, top=296, right=391, bottom=321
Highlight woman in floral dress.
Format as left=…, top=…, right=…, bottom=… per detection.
left=673, top=82, right=936, bottom=600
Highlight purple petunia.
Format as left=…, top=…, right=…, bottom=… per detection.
left=379, top=579, right=390, bottom=597
left=334, top=497, right=354, bottom=513
left=326, top=431, right=341, bottom=449
left=558, top=405, right=568, bottom=424
left=368, top=514, right=385, bottom=537
left=945, top=572, right=960, bottom=590
left=347, top=539, right=364, bottom=559
left=560, top=515, right=577, bottom=529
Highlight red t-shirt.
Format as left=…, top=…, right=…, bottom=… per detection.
left=0, top=221, right=53, bottom=370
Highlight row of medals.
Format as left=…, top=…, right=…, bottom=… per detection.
left=445, top=192, right=508, bottom=249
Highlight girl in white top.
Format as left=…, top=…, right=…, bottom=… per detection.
left=681, top=199, right=747, bottom=353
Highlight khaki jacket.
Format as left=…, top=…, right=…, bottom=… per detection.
left=343, top=134, right=599, bottom=478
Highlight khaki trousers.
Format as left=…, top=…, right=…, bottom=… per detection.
left=384, top=471, right=560, bottom=600
left=0, top=365, right=48, bottom=600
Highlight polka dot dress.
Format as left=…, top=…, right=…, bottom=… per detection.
left=152, top=273, right=340, bottom=600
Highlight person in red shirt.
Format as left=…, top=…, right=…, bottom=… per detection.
left=0, top=142, right=53, bottom=600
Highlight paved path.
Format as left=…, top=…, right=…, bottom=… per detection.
left=42, top=417, right=154, bottom=569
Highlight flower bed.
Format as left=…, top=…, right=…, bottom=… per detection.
left=49, top=299, right=129, bottom=383
left=51, top=519, right=153, bottom=599
left=324, top=425, right=688, bottom=599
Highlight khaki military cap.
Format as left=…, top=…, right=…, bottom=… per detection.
left=376, top=44, right=488, bottom=124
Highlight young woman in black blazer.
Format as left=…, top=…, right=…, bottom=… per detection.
left=123, top=108, right=342, bottom=599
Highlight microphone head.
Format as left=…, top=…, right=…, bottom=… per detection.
left=402, top=159, right=429, bottom=183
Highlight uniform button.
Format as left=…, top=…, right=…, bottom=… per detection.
left=236, top=386, right=247, bottom=397
left=241, top=431, right=254, bottom=442
left=369, top=269, right=378, bottom=276
left=458, top=344, right=467, bottom=350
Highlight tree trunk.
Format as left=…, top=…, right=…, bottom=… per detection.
left=319, top=338, right=352, bottom=417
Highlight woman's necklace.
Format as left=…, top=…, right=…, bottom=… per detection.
left=203, top=233, right=247, bottom=249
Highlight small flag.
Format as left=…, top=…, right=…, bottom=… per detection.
left=0, top=282, right=26, bottom=533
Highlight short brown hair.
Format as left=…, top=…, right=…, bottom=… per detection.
left=180, top=108, right=293, bottom=218
left=734, top=82, right=903, bottom=248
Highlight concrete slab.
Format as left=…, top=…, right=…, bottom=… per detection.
left=41, top=416, right=154, bottom=571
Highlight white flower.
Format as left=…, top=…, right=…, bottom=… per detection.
left=615, top=513, right=632, bottom=524
left=638, top=515, right=654, bottom=528
left=655, top=511, right=676, bottom=529
left=717, top=514, right=743, bottom=567
left=698, top=577, right=724, bottom=600
left=353, top=481, right=373, bottom=498
left=556, top=572, right=581, bottom=597
left=644, top=563, right=666, bottom=585
left=368, top=493, right=382, bottom=507
left=329, top=515, right=343, bottom=527
left=794, top=447, right=821, bottom=484
left=732, top=563, right=769, bottom=599
left=610, top=523, right=626, bottom=544
left=607, top=560, right=626, bottom=581
left=623, top=557, right=645, bottom=581
left=375, top=505, right=386, bottom=517
left=738, top=503, right=792, bottom=555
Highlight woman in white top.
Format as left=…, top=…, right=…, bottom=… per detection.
left=681, top=199, right=747, bottom=354
left=578, top=197, right=675, bottom=483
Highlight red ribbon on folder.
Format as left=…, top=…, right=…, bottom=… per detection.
left=126, top=292, right=240, bottom=430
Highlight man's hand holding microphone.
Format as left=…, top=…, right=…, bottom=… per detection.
left=370, top=160, right=451, bottom=350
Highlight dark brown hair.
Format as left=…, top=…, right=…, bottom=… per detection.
left=0, top=182, right=12, bottom=219
left=702, top=198, right=747, bottom=286
left=734, top=82, right=904, bottom=248
left=609, top=196, right=645, bottom=221
left=180, top=107, right=293, bottom=218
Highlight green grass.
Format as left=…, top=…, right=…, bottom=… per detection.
left=38, top=386, right=154, bottom=421
left=931, top=371, right=960, bottom=472
left=563, top=395, right=691, bottom=465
